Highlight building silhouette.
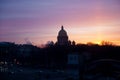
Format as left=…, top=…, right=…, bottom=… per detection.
left=57, top=26, right=69, bottom=45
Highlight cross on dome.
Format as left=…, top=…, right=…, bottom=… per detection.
left=61, top=25, right=64, bottom=30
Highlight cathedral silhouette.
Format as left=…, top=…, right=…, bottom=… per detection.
left=57, top=26, right=69, bottom=45
left=56, top=26, right=75, bottom=45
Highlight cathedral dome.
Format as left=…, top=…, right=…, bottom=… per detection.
left=57, top=26, right=69, bottom=45
left=58, top=26, right=68, bottom=36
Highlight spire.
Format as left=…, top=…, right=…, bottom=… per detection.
left=61, top=25, right=64, bottom=30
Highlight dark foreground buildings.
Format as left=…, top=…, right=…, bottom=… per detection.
left=1, top=26, right=120, bottom=80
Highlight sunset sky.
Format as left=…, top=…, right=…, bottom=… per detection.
left=0, top=0, right=120, bottom=45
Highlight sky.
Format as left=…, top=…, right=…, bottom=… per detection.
left=0, top=0, right=120, bottom=46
